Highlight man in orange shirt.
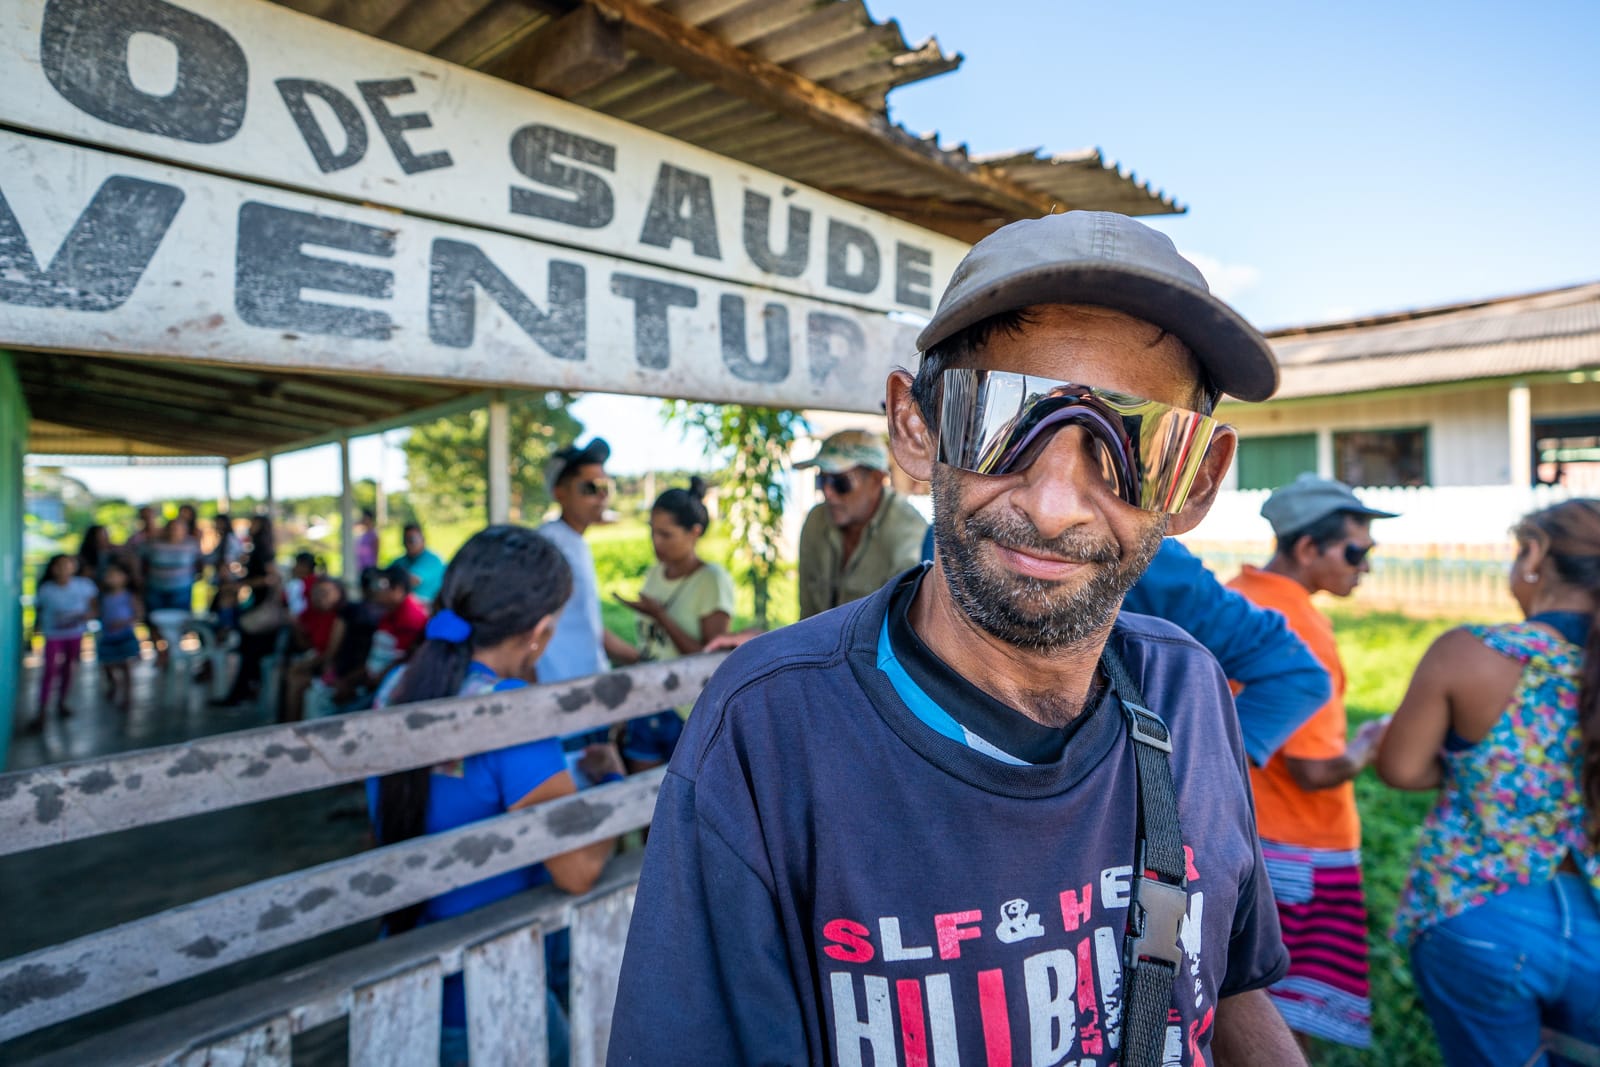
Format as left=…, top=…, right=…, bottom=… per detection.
left=1227, top=473, right=1394, bottom=1054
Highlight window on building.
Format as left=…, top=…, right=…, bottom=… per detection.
left=1333, top=427, right=1429, bottom=487
left=1533, top=416, right=1600, bottom=491
left=1235, top=433, right=1318, bottom=490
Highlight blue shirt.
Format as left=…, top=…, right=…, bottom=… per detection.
left=1123, top=540, right=1330, bottom=766
left=535, top=518, right=606, bottom=683
left=611, top=571, right=1286, bottom=1065
left=391, top=548, right=446, bottom=604
left=367, top=662, right=566, bottom=1025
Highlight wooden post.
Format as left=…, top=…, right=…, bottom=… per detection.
left=340, top=434, right=357, bottom=583
left=1509, top=380, right=1532, bottom=489
left=487, top=392, right=512, bottom=525
left=263, top=453, right=276, bottom=524
left=375, top=431, right=389, bottom=529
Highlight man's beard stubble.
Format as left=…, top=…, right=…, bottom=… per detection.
left=930, top=465, right=1165, bottom=653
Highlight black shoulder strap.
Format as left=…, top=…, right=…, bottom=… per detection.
left=1101, top=641, right=1188, bottom=1067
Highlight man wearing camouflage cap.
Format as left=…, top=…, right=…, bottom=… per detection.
left=795, top=428, right=928, bottom=619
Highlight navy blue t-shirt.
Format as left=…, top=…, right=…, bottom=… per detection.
left=610, top=570, right=1287, bottom=1066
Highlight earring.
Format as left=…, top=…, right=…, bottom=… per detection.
left=1524, top=571, right=1540, bottom=584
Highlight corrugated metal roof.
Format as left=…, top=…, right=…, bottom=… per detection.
left=271, top=0, right=1181, bottom=238
left=1257, top=282, right=1600, bottom=401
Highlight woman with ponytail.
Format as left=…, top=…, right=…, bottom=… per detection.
left=368, top=525, right=622, bottom=1067
left=1378, top=499, right=1600, bottom=1065
left=613, top=477, right=735, bottom=770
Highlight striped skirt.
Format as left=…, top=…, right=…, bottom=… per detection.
left=1261, top=840, right=1373, bottom=1049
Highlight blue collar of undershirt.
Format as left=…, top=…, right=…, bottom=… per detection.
left=877, top=617, right=1030, bottom=766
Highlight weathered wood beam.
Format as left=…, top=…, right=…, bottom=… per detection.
left=583, top=0, right=1055, bottom=220
left=0, top=788, right=655, bottom=1044
left=24, top=858, right=641, bottom=1067
left=481, top=4, right=628, bottom=99
left=0, top=656, right=723, bottom=856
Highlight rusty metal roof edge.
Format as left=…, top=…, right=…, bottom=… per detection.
left=966, top=144, right=1185, bottom=214
left=1265, top=280, right=1600, bottom=340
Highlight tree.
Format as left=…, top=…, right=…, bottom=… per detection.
left=663, top=402, right=806, bottom=628
left=403, top=392, right=582, bottom=523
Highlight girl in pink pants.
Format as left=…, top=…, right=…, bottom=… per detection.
left=33, top=554, right=99, bottom=729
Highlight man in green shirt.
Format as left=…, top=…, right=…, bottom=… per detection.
left=796, top=429, right=928, bottom=619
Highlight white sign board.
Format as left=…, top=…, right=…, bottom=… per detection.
left=0, top=0, right=965, bottom=317
left=0, top=131, right=918, bottom=411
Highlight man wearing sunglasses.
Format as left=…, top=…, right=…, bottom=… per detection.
left=1226, top=473, right=1397, bottom=1053
left=537, top=438, right=642, bottom=694
left=614, top=212, right=1302, bottom=1066
left=795, top=429, right=929, bottom=620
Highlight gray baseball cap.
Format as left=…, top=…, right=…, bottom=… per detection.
left=915, top=211, right=1280, bottom=402
left=794, top=429, right=889, bottom=473
left=1260, top=473, right=1399, bottom=537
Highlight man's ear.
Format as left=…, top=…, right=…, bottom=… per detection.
left=1166, top=426, right=1236, bottom=537
left=886, top=369, right=936, bottom=483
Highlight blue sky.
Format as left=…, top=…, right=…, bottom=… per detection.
left=64, top=1, right=1599, bottom=497
left=885, top=0, right=1600, bottom=328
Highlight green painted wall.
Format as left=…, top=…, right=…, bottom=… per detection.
left=0, top=350, right=24, bottom=766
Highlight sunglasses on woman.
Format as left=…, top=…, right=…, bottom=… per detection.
left=936, top=368, right=1221, bottom=515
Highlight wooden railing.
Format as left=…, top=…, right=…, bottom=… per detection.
left=0, top=656, right=725, bottom=1063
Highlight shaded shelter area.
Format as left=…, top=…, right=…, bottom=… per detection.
left=15, top=351, right=487, bottom=462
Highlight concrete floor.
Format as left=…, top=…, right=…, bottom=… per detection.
left=3, top=649, right=375, bottom=1063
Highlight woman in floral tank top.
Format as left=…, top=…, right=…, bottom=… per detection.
left=1378, top=499, right=1600, bottom=1066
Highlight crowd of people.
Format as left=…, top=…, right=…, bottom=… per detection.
left=25, top=507, right=458, bottom=729
left=24, top=212, right=1600, bottom=1066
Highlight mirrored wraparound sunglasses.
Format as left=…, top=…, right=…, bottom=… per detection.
left=1343, top=541, right=1374, bottom=566
left=936, top=368, right=1221, bottom=515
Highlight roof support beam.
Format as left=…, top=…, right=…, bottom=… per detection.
left=481, top=4, right=628, bottom=99
left=231, top=392, right=492, bottom=464
left=583, top=0, right=1057, bottom=219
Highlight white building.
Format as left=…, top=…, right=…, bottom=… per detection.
left=1193, top=281, right=1600, bottom=548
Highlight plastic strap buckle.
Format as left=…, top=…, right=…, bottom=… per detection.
left=1124, top=875, right=1187, bottom=969
left=1122, top=699, right=1173, bottom=754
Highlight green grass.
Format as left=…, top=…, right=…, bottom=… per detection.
left=1311, top=608, right=1495, bottom=1067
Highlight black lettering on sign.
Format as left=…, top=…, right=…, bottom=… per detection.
left=609, top=274, right=697, bottom=370
left=895, top=242, right=933, bottom=310
left=825, top=219, right=880, bottom=294
left=719, top=296, right=791, bottom=384
left=429, top=240, right=586, bottom=361
left=742, top=191, right=810, bottom=277
left=40, top=0, right=248, bottom=144
left=806, top=312, right=866, bottom=386
left=235, top=202, right=394, bottom=340
left=276, top=80, right=367, bottom=173
left=356, top=79, right=453, bottom=175
left=508, top=124, right=615, bottom=230
left=0, top=175, right=183, bottom=311
left=639, top=165, right=720, bottom=260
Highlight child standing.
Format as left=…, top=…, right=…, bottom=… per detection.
left=33, top=554, right=99, bottom=728
left=97, top=563, right=142, bottom=710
